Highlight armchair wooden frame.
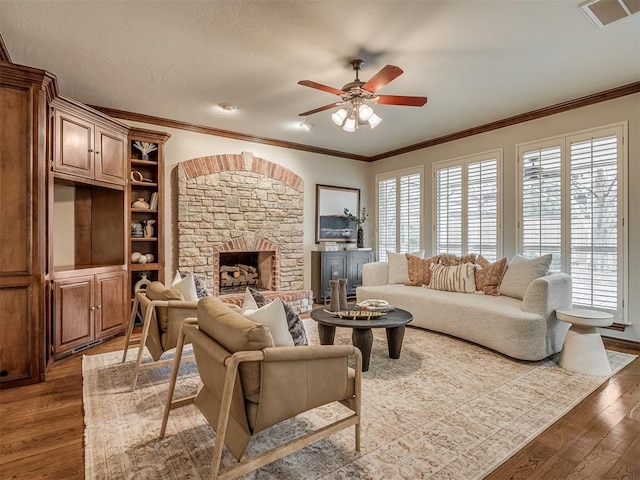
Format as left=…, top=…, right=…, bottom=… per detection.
left=122, top=291, right=197, bottom=391
left=160, top=320, right=362, bottom=480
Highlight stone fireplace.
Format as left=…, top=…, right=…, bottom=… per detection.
left=177, top=152, right=312, bottom=312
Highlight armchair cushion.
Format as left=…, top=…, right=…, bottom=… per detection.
left=145, top=281, right=184, bottom=333
left=198, top=296, right=274, bottom=402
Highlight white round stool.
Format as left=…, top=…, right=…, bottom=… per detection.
left=556, top=308, right=614, bottom=375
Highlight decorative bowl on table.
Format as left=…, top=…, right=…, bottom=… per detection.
left=323, top=309, right=388, bottom=320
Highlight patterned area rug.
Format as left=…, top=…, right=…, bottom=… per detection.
left=83, top=320, right=636, bottom=479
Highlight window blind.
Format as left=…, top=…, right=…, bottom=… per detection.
left=377, top=177, right=397, bottom=262
left=467, top=159, right=498, bottom=261
left=435, top=165, right=462, bottom=255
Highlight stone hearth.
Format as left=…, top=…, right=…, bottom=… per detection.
left=177, top=151, right=312, bottom=312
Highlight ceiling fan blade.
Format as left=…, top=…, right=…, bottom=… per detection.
left=377, top=95, right=428, bottom=107
left=299, top=103, right=341, bottom=116
left=361, top=65, right=403, bottom=93
left=298, top=80, right=344, bottom=96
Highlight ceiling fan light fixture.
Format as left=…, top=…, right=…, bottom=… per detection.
left=331, top=108, right=347, bottom=126
left=343, top=114, right=357, bottom=133
left=368, top=112, right=382, bottom=129
left=358, top=103, right=373, bottom=121
left=299, top=121, right=312, bottom=131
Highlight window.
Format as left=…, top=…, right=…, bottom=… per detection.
left=517, top=123, right=627, bottom=321
left=376, top=167, right=423, bottom=262
left=433, top=151, right=501, bottom=261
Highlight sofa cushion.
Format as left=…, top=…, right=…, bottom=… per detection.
left=429, top=263, right=477, bottom=293
left=388, top=250, right=424, bottom=284
left=439, top=253, right=477, bottom=266
left=499, top=254, right=552, bottom=300
left=242, top=291, right=294, bottom=347
left=405, top=253, right=440, bottom=286
left=145, top=281, right=184, bottom=332
left=247, top=288, right=308, bottom=346
left=475, top=256, right=508, bottom=295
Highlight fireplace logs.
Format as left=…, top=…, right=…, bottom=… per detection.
left=220, top=264, right=261, bottom=290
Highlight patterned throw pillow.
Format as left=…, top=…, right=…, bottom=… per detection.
left=178, top=270, right=210, bottom=299
left=474, top=256, right=508, bottom=295
left=248, top=288, right=308, bottom=346
left=405, top=254, right=440, bottom=287
left=439, top=253, right=478, bottom=266
left=428, top=263, right=477, bottom=293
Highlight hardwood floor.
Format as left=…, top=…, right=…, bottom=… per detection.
left=1, top=334, right=638, bottom=479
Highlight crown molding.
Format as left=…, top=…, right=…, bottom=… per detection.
left=92, top=81, right=640, bottom=163
left=89, top=106, right=370, bottom=162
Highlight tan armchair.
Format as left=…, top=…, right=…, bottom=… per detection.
left=160, top=296, right=362, bottom=479
left=122, top=281, right=199, bottom=390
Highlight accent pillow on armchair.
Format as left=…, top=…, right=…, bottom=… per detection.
left=246, top=288, right=308, bottom=346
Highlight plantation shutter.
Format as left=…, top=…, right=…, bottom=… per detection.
left=435, top=165, right=463, bottom=255
left=377, top=168, right=423, bottom=262
left=569, top=133, right=620, bottom=312
left=399, top=173, right=422, bottom=253
left=377, top=177, right=397, bottom=262
left=467, top=159, right=498, bottom=261
left=520, top=145, right=563, bottom=271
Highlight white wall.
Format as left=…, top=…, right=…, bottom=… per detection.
left=367, top=93, right=640, bottom=343
left=125, top=121, right=370, bottom=292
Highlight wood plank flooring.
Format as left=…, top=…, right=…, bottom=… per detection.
left=1, top=334, right=638, bottom=479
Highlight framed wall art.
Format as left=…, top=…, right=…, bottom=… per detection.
left=315, top=184, right=360, bottom=243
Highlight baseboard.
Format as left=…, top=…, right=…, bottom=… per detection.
left=602, top=335, right=640, bottom=352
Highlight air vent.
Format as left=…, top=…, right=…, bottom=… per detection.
left=580, top=0, right=640, bottom=28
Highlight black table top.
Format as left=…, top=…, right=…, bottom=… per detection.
left=310, top=305, right=413, bottom=329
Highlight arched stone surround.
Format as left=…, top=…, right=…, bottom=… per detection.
left=177, top=151, right=311, bottom=310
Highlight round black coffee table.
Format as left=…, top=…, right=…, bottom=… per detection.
left=310, top=306, right=413, bottom=371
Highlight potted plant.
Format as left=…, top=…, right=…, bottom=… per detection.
left=344, top=207, right=368, bottom=248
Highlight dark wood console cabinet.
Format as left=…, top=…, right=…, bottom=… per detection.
left=311, top=250, right=374, bottom=303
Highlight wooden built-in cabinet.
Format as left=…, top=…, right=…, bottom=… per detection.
left=311, top=250, right=375, bottom=303
left=0, top=61, right=130, bottom=387
left=52, top=98, right=128, bottom=186
left=0, top=62, right=54, bottom=388
left=127, top=128, right=169, bottom=314
left=52, top=267, right=126, bottom=358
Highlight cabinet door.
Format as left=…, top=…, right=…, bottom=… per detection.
left=53, top=275, right=94, bottom=356
left=95, top=270, right=126, bottom=339
left=322, top=253, right=348, bottom=297
left=348, top=252, right=373, bottom=294
left=95, top=126, right=126, bottom=185
left=0, top=285, right=33, bottom=383
left=53, top=110, right=94, bottom=180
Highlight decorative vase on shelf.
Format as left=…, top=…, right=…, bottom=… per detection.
left=132, top=197, right=150, bottom=209
left=329, top=279, right=340, bottom=312
left=356, top=227, right=364, bottom=248
left=338, top=278, right=348, bottom=310
left=134, top=272, right=151, bottom=292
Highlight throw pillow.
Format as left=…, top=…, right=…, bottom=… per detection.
left=405, top=253, right=440, bottom=287
left=241, top=295, right=294, bottom=347
left=176, top=270, right=210, bottom=298
left=429, top=263, right=477, bottom=293
left=387, top=250, right=424, bottom=284
left=247, top=288, right=308, bottom=346
left=474, top=256, right=508, bottom=295
left=171, top=271, right=198, bottom=302
left=439, top=253, right=478, bottom=266
left=499, top=254, right=552, bottom=300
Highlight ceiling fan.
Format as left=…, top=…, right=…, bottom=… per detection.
left=298, top=59, right=427, bottom=132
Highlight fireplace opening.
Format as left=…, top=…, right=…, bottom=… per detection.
left=218, top=251, right=275, bottom=294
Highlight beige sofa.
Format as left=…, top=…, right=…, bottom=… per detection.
left=356, top=261, right=572, bottom=361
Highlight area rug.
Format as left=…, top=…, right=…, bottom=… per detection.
left=83, top=320, right=636, bottom=479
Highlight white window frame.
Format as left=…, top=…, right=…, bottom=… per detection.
left=432, top=149, right=503, bottom=259
left=375, top=166, right=424, bottom=262
left=516, top=122, right=628, bottom=323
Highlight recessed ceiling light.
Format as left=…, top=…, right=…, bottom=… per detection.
left=217, top=103, right=236, bottom=112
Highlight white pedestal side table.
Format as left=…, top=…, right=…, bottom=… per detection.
left=556, top=308, right=614, bottom=375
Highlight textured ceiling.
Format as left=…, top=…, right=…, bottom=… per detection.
left=1, top=0, right=639, bottom=157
